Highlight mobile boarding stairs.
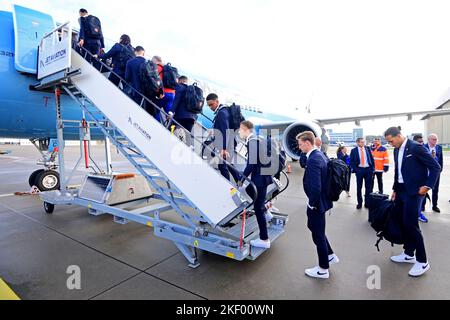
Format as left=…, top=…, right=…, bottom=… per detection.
left=34, top=23, right=289, bottom=268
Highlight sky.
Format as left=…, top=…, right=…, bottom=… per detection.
left=3, top=0, right=450, bottom=135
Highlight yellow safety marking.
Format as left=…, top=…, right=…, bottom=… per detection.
left=230, top=188, right=238, bottom=196
left=171, top=125, right=176, bottom=134
left=226, top=252, right=235, bottom=259
left=194, top=240, right=200, bottom=248
left=146, top=222, right=153, bottom=227
left=0, top=278, right=20, bottom=300
left=88, top=203, right=92, bottom=209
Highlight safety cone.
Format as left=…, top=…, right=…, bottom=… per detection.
left=287, top=164, right=293, bottom=174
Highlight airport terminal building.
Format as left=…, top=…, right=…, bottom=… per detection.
left=424, top=90, right=450, bottom=145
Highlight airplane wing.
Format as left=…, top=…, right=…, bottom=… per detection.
left=316, top=109, right=450, bottom=125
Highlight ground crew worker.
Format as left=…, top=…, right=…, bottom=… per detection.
left=238, top=121, right=274, bottom=249
left=371, top=138, right=389, bottom=194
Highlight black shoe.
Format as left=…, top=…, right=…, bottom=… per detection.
left=356, top=204, right=363, bottom=210
left=432, top=207, right=441, bottom=213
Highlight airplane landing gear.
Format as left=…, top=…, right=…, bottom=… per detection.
left=43, top=202, right=55, bottom=214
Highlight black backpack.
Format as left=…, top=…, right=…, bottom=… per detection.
left=139, top=60, right=163, bottom=98
left=266, top=136, right=287, bottom=176
left=369, top=199, right=404, bottom=251
left=116, top=45, right=135, bottom=72
left=228, top=103, right=245, bottom=131
left=84, top=15, right=103, bottom=39
left=184, top=83, right=205, bottom=114
left=367, top=193, right=390, bottom=223
left=161, top=63, right=178, bottom=90
left=326, top=158, right=351, bottom=202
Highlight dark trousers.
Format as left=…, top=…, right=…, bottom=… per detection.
left=83, top=40, right=102, bottom=70
left=356, top=167, right=374, bottom=206
left=108, top=71, right=123, bottom=87
left=307, top=208, right=334, bottom=269
left=421, top=175, right=441, bottom=211
left=218, top=163, right=241, bottom=183
left=373, top=172, right=384, bottom=194
left=155, top=93, right=176, bottom=122
left=247, top=185, right=269, bottom=241
left=176, top=118, right=195, bottom=133
left=131, top=94, right=156, bottom=117
left=396, top=186, right=427, bottom=263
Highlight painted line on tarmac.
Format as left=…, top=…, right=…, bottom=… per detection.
left=0, top=278, right=20, bottom=300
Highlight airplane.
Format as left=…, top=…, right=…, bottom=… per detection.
left=2, top=4, right=450, bottom=192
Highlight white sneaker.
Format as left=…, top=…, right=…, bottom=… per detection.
left=391, top=253, right=416, bottom=264
left=305, top=266, right=330, bottom=279
left=329, top=254, right=340, bottom=266
left=265, top=210, right=274, bottom=222
left=270, top=205, right=281, bottom=214
left=250, top=238, right=271, bottom=249
left=409, top=262, right=430, bottom=277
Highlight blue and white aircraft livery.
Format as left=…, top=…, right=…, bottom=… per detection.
left=1, top=5, right=449, bottom=188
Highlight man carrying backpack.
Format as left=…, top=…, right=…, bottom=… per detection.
left=238, top=121, right=274, bottom=249
left=95, top=34, right=134, bottom=87
left=125, top=46, right=155, bottom=116
left=78, top=9, right=105, bottom=64
left=297, top=131, right=339, bottom=280
left=171, top=76, right=198, bottom=133
left=385, top=127, right=441, bottom=277
left=206, top=93, right=240, bottom=182
left=152, top=56, right=178, bottom=121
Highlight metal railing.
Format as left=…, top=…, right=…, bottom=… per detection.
left=73, top=45, right=259, bottom=212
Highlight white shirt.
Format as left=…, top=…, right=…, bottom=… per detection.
left=306, top=147, right=318, bottom=159
left=358, top=146, right=369, bottom=168
left=397, top=138, right=408, bottom=184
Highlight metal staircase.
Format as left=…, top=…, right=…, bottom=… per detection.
left=36, top=24, right=289, bottom=267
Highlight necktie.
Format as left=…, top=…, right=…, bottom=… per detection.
left=360, top=148, right=365, bottom=167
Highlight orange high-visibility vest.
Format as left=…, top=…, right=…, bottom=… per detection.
left=371, top=146, right=390, bottom=172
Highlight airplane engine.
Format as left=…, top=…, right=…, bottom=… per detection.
left=281, top=121, right=322, bottom=160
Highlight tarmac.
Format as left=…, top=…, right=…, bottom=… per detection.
left=0, top=144, right=449, bottom=300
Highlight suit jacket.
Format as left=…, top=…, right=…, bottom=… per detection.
left=213, top=105, right=234, bottom=151
left=303, top=149, right=333, bottom=213
left=393, top=140, right=441, bottom=196
left=242, top=136, right=273, bottom=188
left=350, top=146, right=375, bottom=173
left=424, top=144, right=444, bottom=172
left=79, top=16, right=105, bottom=48
left=172, top=83, right=199, bottom=121
left=125, top=56, right=146, bottom=94
left=99, top=43, right=133, bottom=75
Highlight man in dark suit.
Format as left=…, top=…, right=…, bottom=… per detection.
left=350, top=138, right=375, bottom=209
left=297, top=131, right=339, bottom=279
left=385, top=127, right=441, bottom=277
left=422, top=134, right=444, bottom=213
left=125, top=46, right=155, bottom=117
left=207, top=93, right=239, bottom=182
left=77, top=9, right=105, bottom=65
left=171, top=76, right=198, bottom=133
left=238, top=121, right=274, bottom=249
